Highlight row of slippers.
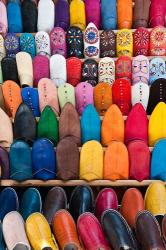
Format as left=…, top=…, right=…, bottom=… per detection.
left=0, top=0, right=165, bottom=34
left=1, top=54, right=166, bottom=87
left=0, top=102, right=166, bottom=181
left=1, top=26, right=166, bottom=60
left=0, top=75, right=166, bottom=117
left=0, top=100, right=166, bottom=147
left=0, top=183, right=166, bottom=249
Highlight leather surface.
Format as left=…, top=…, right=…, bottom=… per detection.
left=2, top=80, right=22, bottom=118
left=37, top=106, right=58, bottom=145
left=0, top=187, right=18, bottom=221
left=26, top=212, right=58, bottom=250
left=148, top=102, right=166, bottom=147
left=128, top=140, right=150, bottom=181
left=1, top=57, right=19, bottom=83
left=145, top=182, right=166, bottom=216
left=94, top=82, right=112, bottom=116
left=101, top=0, right=117, bottom=30
left=131, top=82, right=149, bottom=110
left=133, top=0, right=150, bottom=28
left=0, top=146, right=9, bottom=179
left=162, top=214, right=166, bottom=243
left=117, top=0, right=132, bottom=29
left=80, top=141, right=103, bottom=181
left=66, top=57, right=81, bottom=86
left=69, top=185, right=94, bottom=222
left=52, top=209, right=82, bottom=249
left=101, top=104, right=124, bottom=146
left=0, top=107, right=13, bottom=149
left=10, top=140, right=32, bottom=181
left=21, top=0, right=37, bottom=32
left=136, top=211, right=165, bottom=250
left=56, top=137, right=79, bottom=180
left=7, top=2, right=23, bottom=33
left=50, top=54, right=67, bottom=87
left=81, top=104, right=101, bottom=144
left=75, top=82, right=94, bottom=115
left=85, top=0, right=100, bottom=29
left=151, top=139, right=166, bottom=181
left=14, top=103, right=36, bottom=143
left=0, top=85, right=5, bottom=112
left=43, top=187, right=67, bottom=225
left=0, top=35, right=6, bottom=62
left=0, top=2, right=7, bottom=36
left=33, top=55, right=50, bottom=87
left=37, top=0, right=54, bottom=33
left=104, top=141, right=129, bottom=180
left=32, top=138, right=56, bottom=180
left=149, top=0, right=166, bottom=28
left=0, top=222, right=6, bottom=250
left=147, top=78, right=166, bottom=115
left=59, top=103, right=81, bottom=146
left=70, top=0, right=86, bottom=31
left=77, top=212, right=110, bottom=250
left=38, top=78, right=60, bottom=116
left=58, top=83, right=76, bottom=109
left=21, top=87, right=40, bottom=117
left=3, top=212, right=30, bottom=250
left=102, top=209, right=138, bottom=250
left=95, top=188, right=118, bottom=221
left=20, top=188, right=42, bottom=220
left=112, top=78, right=131, bottom=115
left=121, top=188, right=144, bottom=228
left=125, top=103, right=148, bottom=145
left=16, top=52, right=33, bottom=87
left=55, top=0, right=69, bottom=31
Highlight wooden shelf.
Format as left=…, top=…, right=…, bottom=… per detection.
left=0, top=179, right=161, bottom=187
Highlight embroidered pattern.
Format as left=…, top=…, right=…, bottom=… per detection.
left=134, top=29, right=149, bottom=47
left=20, top=34, right=35, bottom=57
left=84, top=26, right=99, bottom=44
left=100, top=30, right=116, bottom=57
left=85, top=46, right=99, bottom=57
left=117, top=31, right=132, bottom=47
left=67, top=27, right=83, bottom=58
left=4, top=34, right=19, bottom=57
left=82, top=60, right=98, bottom=86
left=50, top=30, right=65, bottom=46
left=35, top=34, right=49, bottom=53
left=99, top=60, right=115, bottom=84
left=100, top=31, right=115, bottom=47
left=150, top=27, right=166, bottom=56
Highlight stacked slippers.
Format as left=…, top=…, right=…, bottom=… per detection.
left=2, top=100, right=166, bottom=181
left=1, top=0, right=166, bottom=33
left=1, top=184, right=166, bottom=249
